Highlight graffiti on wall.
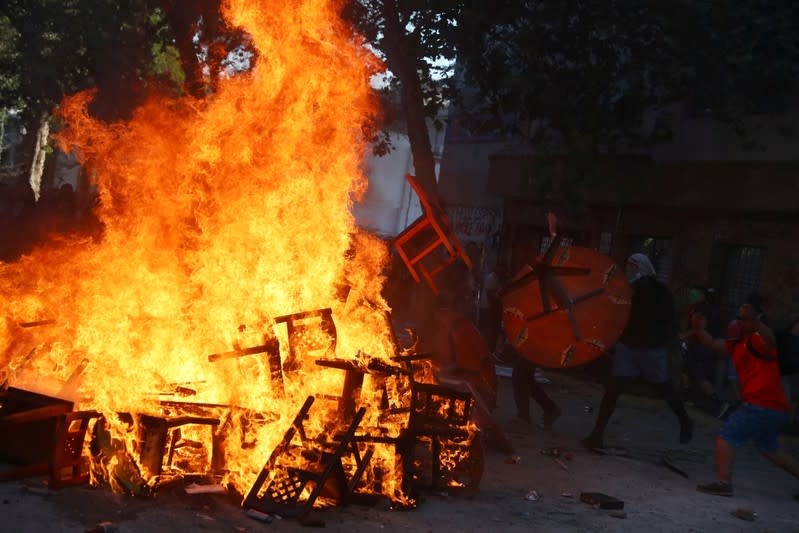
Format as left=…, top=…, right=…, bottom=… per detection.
left=446, top=205, right=502, bottom=243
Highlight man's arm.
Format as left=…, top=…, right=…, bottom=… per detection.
left=691, top=328, right=730, bottom=356
left=755, top=316, right=777, bottom=348
left=683, top=314, right=729, bottom=355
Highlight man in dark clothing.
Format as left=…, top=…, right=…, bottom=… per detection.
left=683, top=286, right=723, bottom=408
left=510, top=347, right=561, bottom=430
left=582, top=253, right=693, bottom=449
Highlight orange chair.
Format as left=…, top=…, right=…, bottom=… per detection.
left=393, top=174, right=472, bottom=295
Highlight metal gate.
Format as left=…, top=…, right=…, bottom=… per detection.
left=719, top=245, right=767, bottom=324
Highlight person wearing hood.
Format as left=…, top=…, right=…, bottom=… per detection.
left=582, top=253, right=693, bottom=449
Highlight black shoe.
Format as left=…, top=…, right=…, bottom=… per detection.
left=580, top=434, right=604, bottom=449
left=680, top=418, right=694, bottom=444
left=696, top=481, right=733, bottom=497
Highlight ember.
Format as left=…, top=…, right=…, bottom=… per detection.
left=0, top=0, right=481, bottom=518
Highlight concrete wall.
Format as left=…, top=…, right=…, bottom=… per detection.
left=352, top=117, right=449, bottom=238
left=351, top=132, right=419, bottom=238
left=650, top=102, right=799, bottom=161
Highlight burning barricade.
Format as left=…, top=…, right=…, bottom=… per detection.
left=0, top=0, right=485, bottom=522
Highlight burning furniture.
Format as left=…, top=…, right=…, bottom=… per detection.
left=0, top=387, right=100, bottom=488
left=243, top=396, right=373, bottom=518
left=393, top=174, right=473, bottom=295
left=242, top=348, right=483, bottom=519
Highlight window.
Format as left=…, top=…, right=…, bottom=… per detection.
left=598, top=232, right=613, bottom=255
left=628, top=237, right=673, bottom=285
left=719, top=246, right=767, bottom=324
left=539, top=235, right=573, bottom=255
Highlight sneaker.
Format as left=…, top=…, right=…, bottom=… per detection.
left=696, top=481, right=733, bottom=497
left=680, top=418, right=694, bottom=444
left=538, top=406, right=562, bottom=430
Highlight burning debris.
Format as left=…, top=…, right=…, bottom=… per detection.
left=0, top=0, right=485, bottom=523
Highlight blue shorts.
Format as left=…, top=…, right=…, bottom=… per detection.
left=719, top=403, right=788, bottom=453
left=612, top=343, right=669, bottom=383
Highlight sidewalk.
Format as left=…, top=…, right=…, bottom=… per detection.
left=2, top=372, right=799, bottom=532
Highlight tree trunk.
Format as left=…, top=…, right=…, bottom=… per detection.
left=381, top=0, right=439, bottom=201
left=29, top=116, right=50, bottom=202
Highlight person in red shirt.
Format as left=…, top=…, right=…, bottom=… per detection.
left=689, top=303, right=799, bottom=497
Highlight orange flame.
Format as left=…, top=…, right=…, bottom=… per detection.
left=0, top=0, right=410, bottom=498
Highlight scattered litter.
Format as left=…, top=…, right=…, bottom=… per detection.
left=540, top=447, right=560, bottom=457
left=195, top=513, right=215, bottom=521
left=660, top=452, right=688, bottom=479
left=20, top=485, right=51, bottom=496
left=580, top=492, right=624, bottom=510
left=583, top=405, right=594, bottom=414
left=609, top=510, right=627, bottom=519
left=85, top=522, right=117, bottom=533
left=246, top=509, right=273, bottom=523
left=524, top=489, right=540, bottom=501
left=185, top=482, right=226, bottom=494
left=555, top=458, right=569, bottom=470
left=733, top=508, right=757, bottom=521
left=505, top=455, right=522, bottom=464
left=560, top=492, right=574, bottom=498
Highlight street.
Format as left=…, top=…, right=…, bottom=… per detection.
left=3, top=371, right=799, bottom=532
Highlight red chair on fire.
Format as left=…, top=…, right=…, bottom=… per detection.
left=393, top=174, right=472, bottom=295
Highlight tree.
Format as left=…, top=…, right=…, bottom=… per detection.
left=158, top=0, right=253, bottom=98
left=346, top=0, right=461, bottom=201
left=454, top=1, right=799, bottom=200
left=0, top=0, right=186, bottom=193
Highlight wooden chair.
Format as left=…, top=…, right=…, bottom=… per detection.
left=393, top=174, right=472, bottom=295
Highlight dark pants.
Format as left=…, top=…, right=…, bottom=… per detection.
left=586, top=375, right=691, bottom=444
left=512, top=354, right=557, bottom=421
left=478, top=300, right=502, bottom=352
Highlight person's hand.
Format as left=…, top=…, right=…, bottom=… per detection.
left=679, top=330, right=696, bottom=341
left=547, top=211, right=558, bottom=238
left=690, top=313, right=707, bottom=331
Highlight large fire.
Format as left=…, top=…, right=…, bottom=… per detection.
left=0, top=0, right=409, bottom=499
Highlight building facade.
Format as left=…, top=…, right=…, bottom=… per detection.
left=439, top=102, right=799, bottom=326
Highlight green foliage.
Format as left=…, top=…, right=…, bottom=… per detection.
left=453, top=0, right=799, bottom=202
left=346, top=1, right=460, bottom=137
left=147, top=42, right=185, bottom=89
left=0, top=0, right=184, bottom=124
